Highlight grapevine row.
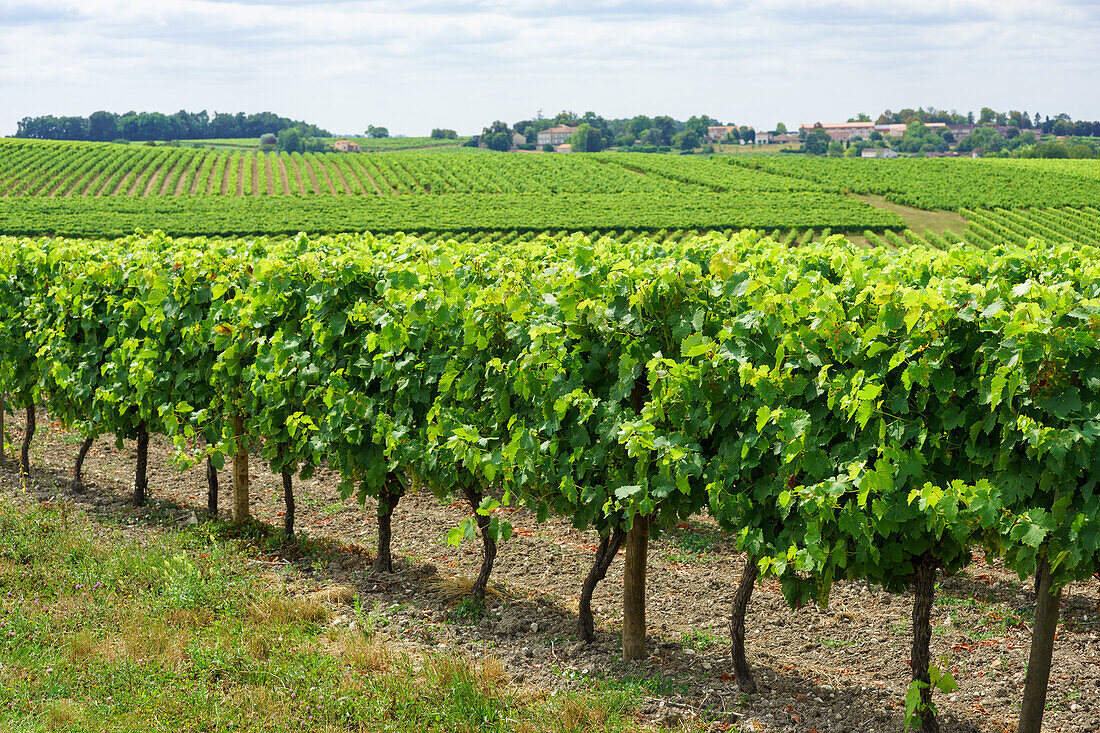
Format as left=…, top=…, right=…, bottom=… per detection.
left=2, top=231, right=1099, bottom=733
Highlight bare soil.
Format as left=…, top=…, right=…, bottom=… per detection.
left=4, top=408, right=1099, bottom=732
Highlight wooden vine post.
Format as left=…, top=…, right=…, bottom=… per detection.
left=232, top=413, right=249, bottom=522
left=622, top=514, right=649, bottom=661
left=0, top=392, right=5, bottom=463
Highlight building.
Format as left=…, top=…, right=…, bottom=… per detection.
left=799, top=121, right=875, bottom=142
left=861, top=148, right=899, bottom=159
left=333, top=139, right=361, bottom=152
left=706, top=125, right=738, bottom=142
left=537, top=125, right=579, bottom=147
left=511, top=132, right=527, bottom=149
left=772, top=132, right=799, bottom=145
left=554, top=143, right=573, bottom=154
left=754, top=131, right=770, bottom=145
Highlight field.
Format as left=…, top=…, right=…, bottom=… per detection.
left=1, top=140, right=1100, bottom=246
left=1, top=145, right=1100, bottom=733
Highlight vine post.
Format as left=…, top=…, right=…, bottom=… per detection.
left=1018, top=551, right=1062, bottom=733
left=232, top=413, right=249, bottom=522
left=622, top=514, right=649, bottom=661
left=0, top=392, right=5, bottom=463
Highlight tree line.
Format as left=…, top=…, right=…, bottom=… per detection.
left=14, top=110, right=330, bottom=143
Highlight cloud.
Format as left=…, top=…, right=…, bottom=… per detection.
left=0, top=0, right=1096, bottom=135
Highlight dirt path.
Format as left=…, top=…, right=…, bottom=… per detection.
left=235, top=155, right=246, bottom=196
left=328, top=159, right=353, bottom=194
left=349, top=158, right=384, bottom=195
left=302, top=158, right=322, bottom=194
left=174, top=156, right=198, bottom=195
left=4, top=410, right=1099, bottom=733
left=276, top=156, right=290, bottom=195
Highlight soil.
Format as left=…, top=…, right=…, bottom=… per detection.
left=3, top=407, right=1099, bottom=732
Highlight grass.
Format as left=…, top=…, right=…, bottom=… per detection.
left=0, top=496, right=664, bottom=733
left=852, top=194, right=968, bottom=236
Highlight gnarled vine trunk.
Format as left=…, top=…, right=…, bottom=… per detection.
left=373, top=472, right=406, bottom=574
left=578, top=527, right=626, bottom=643
left=281, top=468, right=295, bottom=542
left=20, top=400, right=35, bottom=477
left=463, top=484, right=497, bottom=607
left=206, top=454, right=219, bottom=516
left=133, top=421, right=149, bottom=506
left=232, top=413, right=249, bottom=522
left=730, top=554, right=759, bottom=693
left=1018, top=552, right=1062, bottom=733
left=910, top=555, right=940, bottom=733
left=71, top=435, right=94, bottom=493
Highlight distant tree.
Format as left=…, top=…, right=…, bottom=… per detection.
left=614, top=133, right=636, bottom=148
left=673, top=129, right=701, bottom=151
left=847, top=113, right=872, bottom=122
left=277, top=127, right=302, bottom=153
left=640, top=128, right=663, bottom=146
left=685, top=115, right=720, bottom=138
left=88, top=111, right=118, bottom=142
left=775, top=122, right=788, bottom=134
left=430, top=128, right=457, bottom=139
left=651, top=116, right=677, bottom=145
left=802, top=126, right=830, bottom=155
left=827, top=141, right=845, bottom=157
left=629, top=115, right=653, bottom=137
left=1052, top=120, right=1071, bottom=136
left=543, top=143, right=555, bottom=153
left=366, top=125, right=389, bottom=138
left=259, top=133, right=277, bottom=146
left=487, top=131, right=512, bottom=152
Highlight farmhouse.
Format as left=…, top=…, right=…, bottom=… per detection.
left=537, top=125, right=579, bottom=147
left=511, top=132, right=527, bottom=149
left=861, top=148, right=899, bottom=159
left=799, top=121, right=876, bottom=142
left=333, top=139, right=361, bottom=152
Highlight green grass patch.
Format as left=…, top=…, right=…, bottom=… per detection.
left=0, top=497, right=662, bottom=732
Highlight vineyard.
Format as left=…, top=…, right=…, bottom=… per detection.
left=732, top=157, right=1100, bottom=211
left=2, top=230, right=1099, bottom=732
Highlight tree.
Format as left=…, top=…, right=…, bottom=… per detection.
left=88, top=111, right=119, bottom=142
left=685, top=115, right=720, bottom=138
left=430, top=128, right=457, bottom=139
left=366, top=125, right=389, bottom=138
left=801, top=126, right=830, bottom=155
left=629, top=115, right=652, bottom=137
left=640, top=128, right=663, bottom=146
left=847, top=113, right=871, bottom=122
left=673, top=129, right=700, bottom=151
left=827, top=141, right=844, bottom=157
left=277, top=127, right=302, bottom=153
left=651, top=116, right=677, bottom=145
left=487, top=131, right=511, bottom=152
left=775, top=122, right=788, bottom=134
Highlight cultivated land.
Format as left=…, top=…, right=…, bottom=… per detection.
left=5, top=415, right=1100, bottom=733
left=1, top=148, right=1100, bottom=733
left=0, top=139, right=1099, bottom=246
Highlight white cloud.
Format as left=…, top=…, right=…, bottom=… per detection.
left=0, top=0, right=1096, bottom=134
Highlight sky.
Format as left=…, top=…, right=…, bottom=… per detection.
left=2, top=0, right=1098, bottom=137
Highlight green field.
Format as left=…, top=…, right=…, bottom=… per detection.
left=1, top=139, right=1099, bottom=246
